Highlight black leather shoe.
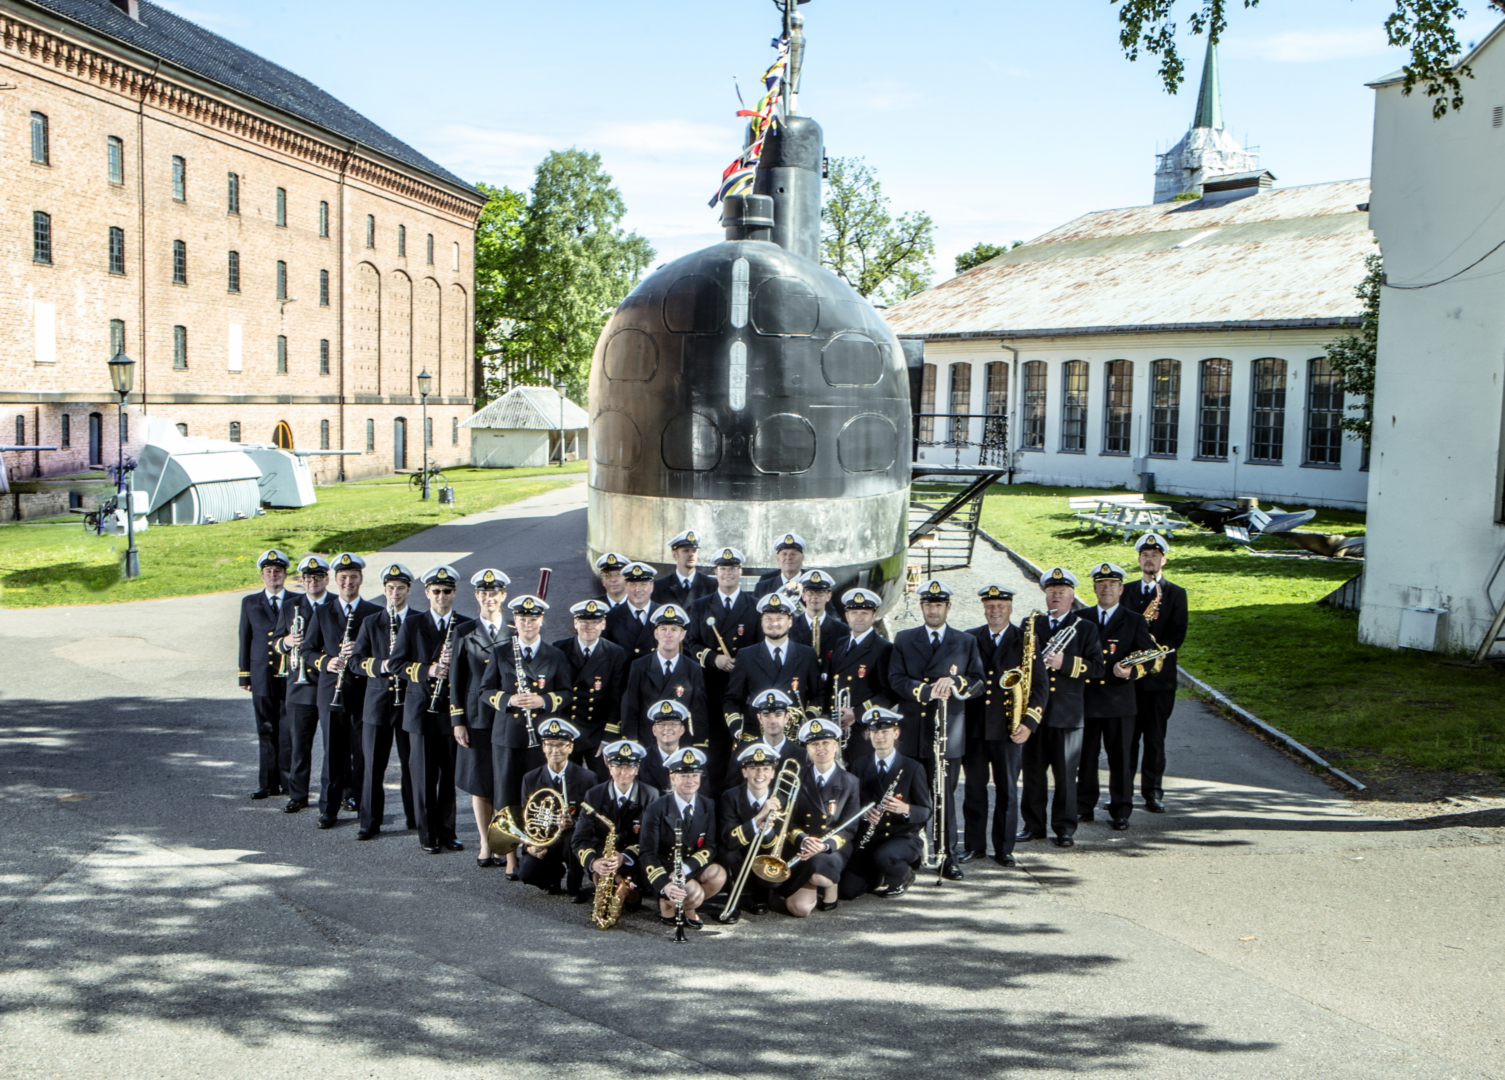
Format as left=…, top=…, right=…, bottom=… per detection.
left=505, top=871, right=520, bottom=881
left=956, top=850, right=980, bottom=864
left=442, top=839, right=464, bottom=852
left=475, top=855, right=495, bottom=868
left=250, top=789, right=271, bottom=800
left=1145, top=798, right=1165, bottom=813
left=1053, top=836, right=1075, bottom=848
left=283, top=799, right=306, bottom=814
left=1079, top=811, right=1095, bottom=823
left=1016, top=829, right=1046, bottom=841
left=942, top=860, right=964, bottom=881
left=1110, top=819, right=1130, bottom=831
left=751, top=902, right=770, bottom=915
left=421, top=843, right=441, bottom=854
left=356, top=828, right=377, bottom=841
left=994, top=854, right=1017, bottom=867
left=317, top=816, right=337, bottom=829
left=341, top=797, right=357, bottom=813
left=686, top=916, right=706, bottom=930
left=572, top=891, right=594, bottom=905
left=817, top=899, right=839, bottom=912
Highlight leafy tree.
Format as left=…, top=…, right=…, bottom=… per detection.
left=821, top=156, right=936, bottom=304
left=472, top=182, right=527, bottom=402
left=1113, top=0, right=1482, bottom=118
left=1325, top=252, right=1381, bottom=443
left=477, top=150, right=654, bottom=402
left=955, top=240, right=1025, bottom=275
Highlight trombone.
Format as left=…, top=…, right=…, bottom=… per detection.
left=752, top=799, right=877, bottom=885
left=719, top=760, right=800, bottom=923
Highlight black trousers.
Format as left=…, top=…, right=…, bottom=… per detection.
left=519, top=844, right=583, bottom=894
left=360, top=723, right=415, bottom=832
left=409, top=727, right=457, bottom=847
left=491, top=743, right=544, bottom=812
left=1133, top=687, right=1176, bottom=801
left=251, top=691, right=285, bottom=793
left=1080, top=715, right=1136, bottom=822
left=962, top=737, right=1024, bottom=858
left=839, top=834, right=922, bottom=898
left=1020, top=726, right=1082, bottom=839
left=317, top=704, right=362, bottom=817
left=284, top=703, right=320, bottom=804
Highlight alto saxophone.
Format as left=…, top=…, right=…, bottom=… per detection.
left=999, top=611, right=1041, bottom=736
left=584, top=802, right=629, bottom=931
left=1143, top=581, right=1163, bottom=625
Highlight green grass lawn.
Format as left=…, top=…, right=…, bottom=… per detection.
left=970, top=483, right=1504, bottom=780
left=0, top=463, right=586, bottom=609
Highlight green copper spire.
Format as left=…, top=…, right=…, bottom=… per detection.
left=1192, top=36, right=1223, bottom=130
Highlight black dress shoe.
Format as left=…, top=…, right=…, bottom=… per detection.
left=250, top=789, right=271, bottom=800
left=1016, top=829, right=1046, bottom=841
left=883, top=882, right=910, bottom=898
left=442, top=839, right=464, bottom=852
left=1079, top=811, right=1095, bottom=823
left=317, top=815, right=337, bottom=829
left=942, top=860, right=965, bottom=881
left=476, top=855, right=495, bottom=868
left=817, top=899, right=839, bottom=912
left=1052, top=836, right=1075, bottom=848
left=686, top=916, right=706, bottom=930
left=505, top=871, right=520, bottom=881
left=1110, top=818, right=1130, bottom=831
left=1145, top=798, right=1166, bottom=813
left=421, top=843, right=442, bottom=854
left=356, top=828, right=377, bottom=841
left=956, top=850, right=980, bottom=864
left=572, top=891, right=594, bottom=905
left=751, top=901, right=770, bottom=915
left=994, top=854, right=1017, bottom=867
left=283, top=799, right=307, bottom=814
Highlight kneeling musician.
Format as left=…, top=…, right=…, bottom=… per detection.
left=573, top=739, right=658, bottom=917
left=517, top=718, right=594, bottom=898
left=641, top=748, right=726, bottom=931
left=779, top=718, right=862, bottom=918
left=718, top=741, right=788, bottom=917
left=841, top=708, right=931, bottom=900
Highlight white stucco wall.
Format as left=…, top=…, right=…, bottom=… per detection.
left=1360, top=42, right=1505, bottom=654
left=470, top=429, right=551, bottom=468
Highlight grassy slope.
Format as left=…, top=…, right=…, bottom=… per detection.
left=970, top=484, right=1503, bottom=777
left=0, top=464, right=586, bottom=609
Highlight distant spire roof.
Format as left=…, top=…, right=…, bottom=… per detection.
left=1192, top=37, right=1223, bottom=130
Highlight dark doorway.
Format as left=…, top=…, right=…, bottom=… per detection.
left=393, top=417, right=407, bottom=470
left=88, top=413, right=103, bottom=466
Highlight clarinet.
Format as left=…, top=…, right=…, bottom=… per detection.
left=387, top=605, right=405, bottom=707
left=857, top=770, right=903, bottom=850
left=514, top=637, right=540, bottom=748
left=328, top=601, right=359, bottom=708
left=670, top=818, right=687, bottom=944
left=426, top=617, right=456, bottom=714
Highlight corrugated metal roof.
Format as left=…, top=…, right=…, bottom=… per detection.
left=461, top=386, right=589, bottom=432
left=888, top=180, right=1374, bottom=338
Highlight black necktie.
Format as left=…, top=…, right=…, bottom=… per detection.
left=681, top=803, right=693, bottom=826
left=724, top=597, right=733, bottom=612
left=637, top=609, right=646, bottom=625
left=663, top=660, right=673, bottom=677
left=773, top=647, right=783, bottom=666
left=752, top=799, right=763, bottom=813
left=270, top=596, right=280, bottom=615
left=488, top=624, right=497, bottom=642
left=931, top=632, right=940, bottom=648
left=878, top=760, right=888, bottom=778
left=581, top=646, right=591, bottom=660
left=437, top=617, right=446, bottom=636
left=523, top=647, right=533, bottom=662
left=1051, top=619, right=1059, bottom=633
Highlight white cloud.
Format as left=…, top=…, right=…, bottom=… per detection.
left=1222, top=27, right=1392, bottom=63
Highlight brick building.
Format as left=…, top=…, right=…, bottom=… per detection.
left=1, top=0, right=486, bottom=496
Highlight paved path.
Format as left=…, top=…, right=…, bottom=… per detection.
left=0, top=485, right=1500, bottom=1080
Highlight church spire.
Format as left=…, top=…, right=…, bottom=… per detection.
left=1192, top=36, right=1223, bottom=130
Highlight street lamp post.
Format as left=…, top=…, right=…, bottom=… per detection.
left=416, top=369, right=432, bottom=500
left=107, top=350, right=140, bottom=579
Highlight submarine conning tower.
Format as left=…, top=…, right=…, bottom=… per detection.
left=586, top=34, right=913, bottom=611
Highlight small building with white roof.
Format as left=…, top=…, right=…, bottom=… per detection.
left=461, top=386, right=589, bottom=468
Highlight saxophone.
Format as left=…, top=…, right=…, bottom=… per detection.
left=1000, top=611, right=1041, bottom=736
left=1144, top=581, right=1163, bottom=625
left=584, top=802, right=628, bottom=931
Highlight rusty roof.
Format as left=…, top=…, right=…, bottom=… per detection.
left=886, top=179, right=1374, bottom=339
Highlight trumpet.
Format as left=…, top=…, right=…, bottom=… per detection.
left=753, top=800, right=876, bottom=884
left=287, top=612, right=309, bottom=685
left=486, top=786, right=571, bottom=858
left=720, top=760, right=800, bottom=923
left=833, top=686, right=851, bottom=750
left=857, top=770, right=903, bottom=850
left=1120, top=644, right=1175, bottom=668
left=1040, top=618, right=1078, bottom=661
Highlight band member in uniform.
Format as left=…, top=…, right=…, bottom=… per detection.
left=275, top=554, right=329, bottom=812
left=641, top=747, right=726, bottom=930
left=721, top=689, right=802, bottom=784
left=302, top=552, right=379, bottom=829
left=351, top=562, right=419, bottom=840
left=722, top=592, right=820, bottom=742
left=652, top=530, right=716, bottom=607
left=825, top=588, right=895, bottom=760
left=638, top=700, right=692, bottom=790
left=239, top=549, right=292, bottom=800
left=717, top=741, right=787, bottom=917
left=1080, top=563, right=1157, bottom=830
left=604, top=562, right=658, bottom=661
left=392, top=565, right=473, bottom=855
left=450, top=569, right=510, bottom=864
left=481, top=594, right=571, bottom=876
left=1018, top=568, right=1105, bottom=848
left=962, top=584, right=1047, bottom=866
left=840, top=708, right=932, bottom=898
left=573, top=739, right=658, bottom=908
left=789, top=569, right=850, bottom=660
left=886, top=580, right=985, bottom=880
left=621, top=605, right=709, bottom=749
left=517, top=718, right=595, bottom=899
left=688, top=546, right=759, bottom=762
left=594, top=552, right=630, bottom=608
left=553, top=598, right=626, bottom=781
left=1121, top=532, right=1188, bottom=813
left=753, top=532, right=807, bottom=598
left=780, top=718, right=861, bottom=917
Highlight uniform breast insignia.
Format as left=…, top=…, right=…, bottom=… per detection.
left=1107, top=641, right=1118, bottom=655
left=675, top=684, right=685, bottom=697
left=791, top=677, right=800, bottom=694
left=950, top=665, right=958, bottom=675
left=826, top=800, right=838, bottom=817
left=858, top=665, right=866, bottom=677
left=594, top=677, right=602, bottom=691
left=535, top=676, right=546, bottom=688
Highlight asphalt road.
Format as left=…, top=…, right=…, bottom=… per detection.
left=1, top=483, right=1500, bottom=1080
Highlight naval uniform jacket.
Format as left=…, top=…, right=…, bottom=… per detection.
left=301, top=596, right=382, bottom=714
left=621, top=652, right=710, bottom=745
left=651, top=571, right=716, bottom=609
left=822, top=629, right=896, bottom=717
left=787, top=763, right=862, bottom=859
left=718, top=784, right=785, bottom=860
left=687, top=589, right=762, bottom=667
left=721, top=639, right=822, bottom=741
left=1120, top=577, right=1189, bottom=693
left=849, top=752, right=932, bottom=843
left=753, top=569, right=805, bottom=599
left=551, top=635, right=627, bottom=745
left=965, top=623, right=1048, bottom=740
left=886, top=625, right=988, bottom=759
left=639, top=744, right=681, bottom=793
left=640, top=792, right=719, bottom=891
left=789, top=610, right=850, bottom=673
left=520, top=761, right=596, bottom=821
left=240, top=590, right=291, bottom=696
left=352, top=604, right=424, bottom=725
left=391, top=611, right=476, bottom=735
left=448, top=618, right=510, bottom=735
left=1027, top=612, right=1105, bottom=729
left=1082, top=606, right=1157, bottom=718
left=719, top=737, right=802, bottom=789
left=573, top=779, right=659, bottom=872
left=479, top=639, right=573, bottom=749
left=275, top=593, right=328, bottom=710
left=604, top=603, right=658, bottom=663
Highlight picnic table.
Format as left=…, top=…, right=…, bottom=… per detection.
left=1068, top=494, right=1184, bottom=541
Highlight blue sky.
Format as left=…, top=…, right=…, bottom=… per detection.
left=160, top=0, right=1503, bottom=282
